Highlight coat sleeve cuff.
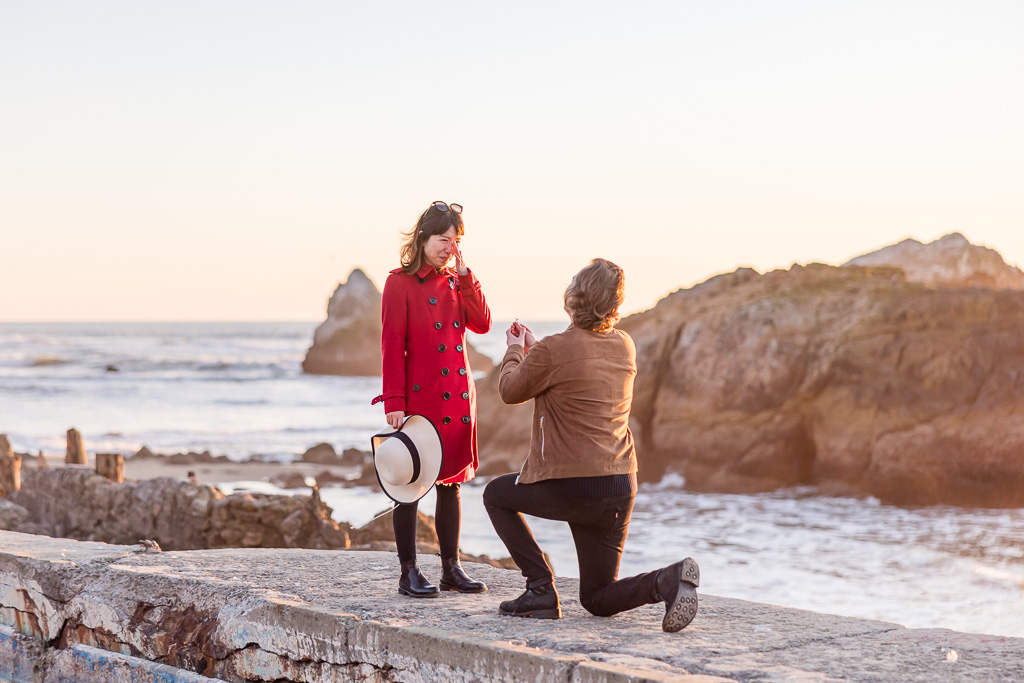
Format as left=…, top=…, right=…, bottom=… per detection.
left=501, top=344, right=525, bottom=367
left=458, top=269, right=483, bottom=294
left=383, top=396, right=406, bottom=413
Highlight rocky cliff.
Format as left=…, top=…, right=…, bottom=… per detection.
left=302, top=268, right=493, bottom=376
left=845, top=232, right=1024, bottom=290
left=476, top=236, right=1024, bottom=508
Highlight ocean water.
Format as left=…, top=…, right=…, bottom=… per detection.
left=2, top=322, right=1022, bottom=638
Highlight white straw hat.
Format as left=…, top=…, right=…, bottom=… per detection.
left=371, top=415, right=444, bottom=504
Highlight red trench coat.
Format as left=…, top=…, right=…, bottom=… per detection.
left=376, top=264, right=492, bottom=483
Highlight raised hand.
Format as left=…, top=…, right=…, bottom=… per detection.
left=506, top=321, right=526, bottom=347
left=452, top=240, right=468, bottom=275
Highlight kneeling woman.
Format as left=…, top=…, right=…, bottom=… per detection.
left=375, top=201, right=491, bottom=597
left=484, top=258, right=700, bottom=632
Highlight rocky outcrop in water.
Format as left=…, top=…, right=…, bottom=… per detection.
left=302, top=268, right=493, bottom=376
left=476, top=236, right=1024, bottom=508
left=302, top=269, right=385, bottom=376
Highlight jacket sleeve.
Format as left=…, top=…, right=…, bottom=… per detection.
left=380, top=275, right=408, bottom=413
left=498, top=340, right=554, bottom=405
left=458, top=268, right=492, bottom=334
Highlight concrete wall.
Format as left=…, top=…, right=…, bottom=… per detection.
left=1, top=531, right=1021, bottom=682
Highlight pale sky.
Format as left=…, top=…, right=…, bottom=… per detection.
left=2, top=1, right=1022, bottom=322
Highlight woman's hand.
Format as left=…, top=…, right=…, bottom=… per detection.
left=522, top=324, right=537, bottom=353
left=386, top=411, right=405, bottom=430
left=452, top=240, right=469, bottom=276
left=506, top=321, right=526, bottom=347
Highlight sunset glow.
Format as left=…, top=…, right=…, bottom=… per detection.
left=2, top=2, right=1022, bottom=321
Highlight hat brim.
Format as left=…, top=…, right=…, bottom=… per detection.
left=371, top=414, right=444, bottom=505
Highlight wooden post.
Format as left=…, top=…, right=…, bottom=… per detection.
left=66, top=428, right=87, bottom=465
left=0, top=434, right=21, bottom=496
left=96, top=453, right=124, bottom=483
left=37, top=450, right=48, bottom=469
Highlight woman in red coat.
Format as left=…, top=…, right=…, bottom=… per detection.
left=375, top=200, right=492, bottom=598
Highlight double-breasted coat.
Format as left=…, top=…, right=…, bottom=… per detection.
left=375, top=264, right=492, bottom=483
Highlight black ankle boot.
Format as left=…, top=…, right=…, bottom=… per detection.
left=499, top=578, right=561, bottom=619
left=440, top=556, right=487, bottom=593
left=656, top=557, right=699, bottom=632
left=398, top=561, right=440, bottom=598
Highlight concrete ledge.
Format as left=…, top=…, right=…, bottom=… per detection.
left=1, top=626, right=226, bottom=682
left=0, top=530, right=1021, bottom=682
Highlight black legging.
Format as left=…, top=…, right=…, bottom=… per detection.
left=393, top=482, right=461, bottom=564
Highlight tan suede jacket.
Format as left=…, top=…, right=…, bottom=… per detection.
left=498, top=325, right=638, bottom=484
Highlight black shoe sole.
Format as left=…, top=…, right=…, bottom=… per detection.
left=398, top=587, right=440, bottom=598
left=439, top=581, right=488, bottom=593
left=663, top=557, right=699, bottom=633
left=498, top=606, right=562, bottom=619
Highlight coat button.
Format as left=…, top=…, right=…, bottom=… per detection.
left=462, top=391, right=469, bottom=400
left=449, top=282, right=456, bottom=290
left=418, top=277, right=426, bottom=284
left=438, top=344, right=446, bottom=352
left=443, top=416, right=451, bottom=425
left=429, top=297, right=437, bottom=305
left=453, top=321, right=460, bottom=329
left=455, top=344, right=463, bottom=352
left=441, top=368, right=449, bottom=376
left=443, top=392, right=451, bottom=400
left=435, top=321, right=442, bottom=330
left=462, top=416, right=470, bottom=424
left=413, top=385, right=421, bottom=391
left=458, top=368, right=466, bottom=376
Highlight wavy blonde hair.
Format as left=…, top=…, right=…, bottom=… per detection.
left=564, top=259, right=625, bottom=332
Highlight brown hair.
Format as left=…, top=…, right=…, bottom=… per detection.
left=399, top=204, right=465, bottom=274
left=564, top=259, right=625, bottom=332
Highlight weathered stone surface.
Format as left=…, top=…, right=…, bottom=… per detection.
left=0, top=500, right=29, bottom=531
left=1, top=532, right=1021, bottom=682
left=8, top=468, right=352, bottom=551
left=302, top=267, right=493, bottom=376
left=477, top=255, right=1024, bottom=507
left=845, top=232, right=1024, bottom=290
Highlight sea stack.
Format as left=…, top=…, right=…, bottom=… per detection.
left=302, top=269, right=384, bottom=376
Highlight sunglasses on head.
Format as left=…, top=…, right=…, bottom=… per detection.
left=431, top=201, right=463, bottom=215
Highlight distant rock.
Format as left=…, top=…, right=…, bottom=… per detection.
left=300, top=442, right=339, bottom=464
left=845, top=232, right=1024, bottom=290
left=133, top=446, right=157, bottom=459
left=477, top=238, right=1024, bottom=508
left=302, top=268, right=493, bottom=376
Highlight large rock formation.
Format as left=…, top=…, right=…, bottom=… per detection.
left=302, top=268, right=493, bottom=376
left=476, top=236, right=1024, bottom=508
left=845, top=232, right=1024, bottom=290
left=302, top=269, right=385, bottom=376
left=7, top=467, right=351, bottom=551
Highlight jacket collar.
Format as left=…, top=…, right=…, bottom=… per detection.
left=416, top=263, right=453, bottom=279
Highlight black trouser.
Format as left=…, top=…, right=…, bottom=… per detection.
left=483, top=473, right=662, bottom=617
left=393, top=483, right=462, bottom=565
